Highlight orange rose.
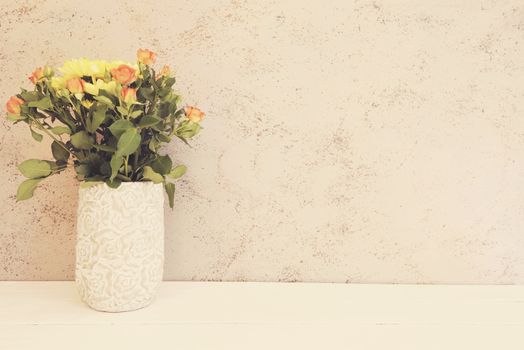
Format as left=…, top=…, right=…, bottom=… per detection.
left=28, top=67, right=44, bottom=84
left=6, top=96, right=24, bottom=115
left=185, top=106, right=205, bottom=122
left=137, top=48, right=156, bottom=65
left=157, top=65, right=171, bottom=79
left=120, top=87, right=137, bottom=104
left=66, top=78, right=85, bottom=93
left=110, top=64, right=137, bottom=85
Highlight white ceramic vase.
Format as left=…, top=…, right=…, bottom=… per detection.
left=75, top=182, right=164, bottom=312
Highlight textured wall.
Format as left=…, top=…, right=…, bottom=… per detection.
left=1, top=0, right=524, bottom=283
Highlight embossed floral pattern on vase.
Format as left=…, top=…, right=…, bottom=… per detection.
left=76, top=182, right=164, bottom=312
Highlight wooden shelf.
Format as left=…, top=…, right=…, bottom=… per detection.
left=1, top=282, right=523, bottom=349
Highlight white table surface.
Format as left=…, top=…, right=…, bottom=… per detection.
left=0, top=282, right=523, bottom=349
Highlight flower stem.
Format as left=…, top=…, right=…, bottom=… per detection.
left=124, top=156, right=129, bottom=177
left=132, top=148, right=140, bottom=180
left=116, top=173, right=132, bottom=182
left=28, top=115, right=72, bottom=156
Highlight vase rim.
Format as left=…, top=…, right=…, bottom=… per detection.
left=79, top=181, right=163, bottom=190
left=112, top=181, right=161, bottom=186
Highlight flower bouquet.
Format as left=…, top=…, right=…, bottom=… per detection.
left=5, top=48, right=204, bottom=208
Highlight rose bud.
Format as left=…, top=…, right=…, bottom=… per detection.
left=6, top=96, right=24, bottom=115
left=28, top=67, right=44, bottom=84
left=137, top=48, right=156, bottom=65
left=121, top=87, right=137, bottom=104
left=185, top=106, right=205, bottom=123
left=157, top=65, right=171, bottom=79
left=110, top=64, right=137, bottom=85
left=66, top=77, right=85, bottom=93
left=28, top=66, right=53, bottom=84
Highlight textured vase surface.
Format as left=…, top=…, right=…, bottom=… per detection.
left=76, top=182, right=164, bottom=312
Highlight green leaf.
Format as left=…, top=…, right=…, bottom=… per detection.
left=70, top=131, right=92, bottom=150
left=6, top=114, right=27, bottom=121
left=87, top=105, right=108, bottom=133
left=156, top=133, right=171, bottom=142
left=148, top=138, right=159, bottom=152
left=110, top=154, right=123, bottom=181
left=16, top=178, right=44, bottom=201
left=151, top=155, right=172, bottom=175
left=47, top=160, right=66, bottom=172
left=174, top=108, right=186, bottom=119
left=176, top=121, right=201, bottom=139
left=93, top=95, right=114, bottom=107
left=80, top=181, right=102, bottom=189
left=106, top=178, right=122, bottom=189
left=51, top=141, right=69, bottom=162
left=117, top=128, right=141, bottom=156
left=168, top=165, right=187, bottom=179
left=75, top=164, right=89, bottom=176
left=158, top=88, right=172, bottom=99
left=17, top=159, right=52, bottom=178
left=107, top=136, right=118, bottom=149
left=109, top=119, right=133, bottom=138
left=158, top=102, right=171, bottom=118
left=30, top=127, right=43, bottom=142
left=164, top=182, right=175, bottom=208
left=142, top=166, right=164, bottom=184
left=138, top=116, right=161, bottom=128
left=99, top=161, right=111, bottom=176
left=116, top=106, right=128, bottom=116
left=20, top=104, right=30, bottom=115
left=163, top=77, right=176, bottom=89
left=93, top=144, right=116, bottom=153
left=50, top=126, right=71, bottom=135
left=19, top=90, right=40, bottom=102
left=98, top=89, right=115, bottom=100
left=75, top=164, right=89, bottom=180
left=138, top=87, right=155, bottom=101
left=27, top=96, right=52, bottom=110
left=129, top=110, right=143, bottom=119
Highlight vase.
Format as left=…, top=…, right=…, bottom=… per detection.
left=75, top=182, right=165, bottom=312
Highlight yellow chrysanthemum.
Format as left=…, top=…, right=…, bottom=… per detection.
left=59, top=59, right=107, bottom=79
left=50, top=76, right=66, bottom=89
left=84, top=79, right=118, bottom=96
left=59, top=59, right=137, bottom=80
left=81, top=100, right=94, bottom=108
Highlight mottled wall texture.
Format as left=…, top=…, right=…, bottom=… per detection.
left=1, top=0, right=524, bottom=283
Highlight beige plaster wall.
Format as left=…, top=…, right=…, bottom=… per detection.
left=1, top=0, right=524, bottom=283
